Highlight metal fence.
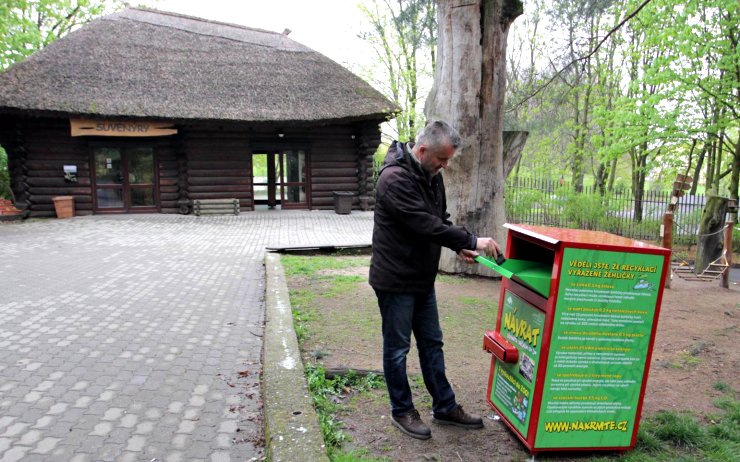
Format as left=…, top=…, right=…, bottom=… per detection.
left=505, top=177, right=705, bottom=245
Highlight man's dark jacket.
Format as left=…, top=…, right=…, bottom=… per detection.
left=369, top=141, right=477, bottom=293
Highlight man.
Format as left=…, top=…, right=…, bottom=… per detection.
left=369, top=120, right=502, bottom=440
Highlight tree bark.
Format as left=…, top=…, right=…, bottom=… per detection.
left=695, top=195, right=728, bottom=274
left=425, top=0, right=523, bottom=276
left=503, top=131, right=529, bottom=178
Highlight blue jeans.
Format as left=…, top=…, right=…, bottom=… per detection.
left=375, top=289, right=456, bottom=417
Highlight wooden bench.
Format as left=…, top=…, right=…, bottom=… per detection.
left=193, top=199, right=240, bottom=216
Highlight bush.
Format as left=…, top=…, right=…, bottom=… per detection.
left=0, top=147, right=9, bottom=199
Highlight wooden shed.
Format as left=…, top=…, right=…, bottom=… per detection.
left=0, top=7, right=394, bottom=217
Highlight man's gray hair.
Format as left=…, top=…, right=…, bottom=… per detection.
left=416, top=120, right=462, bottom=150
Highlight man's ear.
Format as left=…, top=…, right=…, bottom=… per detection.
left=416, top=145, right=426, bottom=160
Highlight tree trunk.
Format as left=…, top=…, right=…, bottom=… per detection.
left=690, top=145, right=706, bottom=196
left=425, top=0, right=523, bottom=276
left=631, top=146, right=647, bottom=223
left=607, top=157, right=617, bottom=192
left=695, top=195, right=728, bottom=273
left=730, top=136, right=739, bottom=205
left=503, top=130, right=529, bottom=178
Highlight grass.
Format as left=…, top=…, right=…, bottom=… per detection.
left=324, top=275, right=365, bottom=297
left=281, top=254, right=369, bottom=277
left=305, top=364, right=384, bottom=460
left=283, top=253, right=740, bottom=462
left=599, top=391, right=740, bottom=462
left=289, top=288, right=316, bottom=342
left=284, top=254, right=386, bottom=461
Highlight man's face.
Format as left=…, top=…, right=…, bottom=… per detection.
left=416, top=141, right=456, bottom=177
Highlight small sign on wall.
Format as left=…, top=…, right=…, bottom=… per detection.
left=63, top=165, right=78, bottom=182
left=70, top=119, right=177, bottom=137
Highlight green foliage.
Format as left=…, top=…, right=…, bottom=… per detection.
left=290, top=293, right=315, bottom=342
left=0, top=147, right=9, bottom=199
left=507, top=0, right=739, bottom=208
left=714, top=382, right=730, bottom=393
left=647, top=411, right=706, bottom=448
left=304, top=364, right=384, bottom=459
left=0, top=0, right=121, bottom=71
left=620, top=393, right=740, bottom=462
left=506, top=185, right=621, bottom=231
left=252, top=153, right=268, bottom=177
left=357, top=0, right=436, bottom=141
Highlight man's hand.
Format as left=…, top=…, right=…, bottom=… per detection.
left=475, top=237, right=502, bottom=258
left=457, top=238, right=502, bottom=263
left=458, top=248, right=478, bottom=263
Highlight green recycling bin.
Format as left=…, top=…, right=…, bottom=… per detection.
left=478, top=223, right=671, bottom=455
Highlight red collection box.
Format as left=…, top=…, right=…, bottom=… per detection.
left=480, top=224, right=670, bottom=454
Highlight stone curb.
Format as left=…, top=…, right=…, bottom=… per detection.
left=263, top=253, right=329, bottom=462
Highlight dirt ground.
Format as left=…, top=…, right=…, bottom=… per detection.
left=287, top=259, right=739, bottom=462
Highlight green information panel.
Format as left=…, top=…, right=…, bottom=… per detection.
left=491, top=290, right=545, bottom=436
left=535, top=248, right=664, bottom=448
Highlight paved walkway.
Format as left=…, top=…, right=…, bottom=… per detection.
left=0, top=211, right=373, bottom=462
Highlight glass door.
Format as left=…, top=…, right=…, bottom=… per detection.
left=127, top=147, right=156, bottom=208
left=280, top=149, right=307, bottom=208
left=93, top=146, right=157, bottom=212
left=252, top=149, right=308, bottom=209
left=94, top=148, right=124, bottom=209
left=252, top=152, right=281, bottom=208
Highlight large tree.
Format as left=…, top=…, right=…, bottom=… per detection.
left=425, top=0, right=524, bottom=274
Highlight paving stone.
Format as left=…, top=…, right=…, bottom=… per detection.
left=1, top=422, right=29, bottom=437
left=0, top=213, right=371, bottom=460
left=31, top=436, right=61, bottom=454
left=0, top=437, right=12, bottom=453
left=1, top=445, right=31, bottom=462
left=18, top=428, right=43, bottom=446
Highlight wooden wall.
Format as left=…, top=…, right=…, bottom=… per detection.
left=157, top=139, right=179, bottom=214
left=181, top=128, right=252, bottom=210
left=0, top=116, right=383, bottom=216
left=5, top=118, right=93, bottom=217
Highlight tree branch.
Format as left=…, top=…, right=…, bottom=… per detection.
left=507, top=0, right=654, bottom=113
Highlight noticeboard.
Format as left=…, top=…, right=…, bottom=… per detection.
left=491, top=290, right=545, bottom=436
left=534, top=247, right=665, bottom=448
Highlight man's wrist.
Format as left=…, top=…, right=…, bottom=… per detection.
left=469, top=234, right=478, bottom=251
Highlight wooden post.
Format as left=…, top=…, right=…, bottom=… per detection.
left=720, top=217, right=732, bottom=289
left=662, top=211, right=673, bottom=288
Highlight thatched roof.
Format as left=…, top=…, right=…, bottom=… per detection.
left=0, top=7, right=395, bottom=124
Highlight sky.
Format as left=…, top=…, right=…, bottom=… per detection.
left=151, top=0, right=376, bottom=70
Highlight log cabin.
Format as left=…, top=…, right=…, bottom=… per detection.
left=0, top=7, right=395, bottom=217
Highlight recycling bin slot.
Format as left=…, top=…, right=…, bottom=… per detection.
left=483, top=330, right=518, bottom=363
left=476, top=256, right=552, bottom=298
left=507, top=233, right=556, bottom=268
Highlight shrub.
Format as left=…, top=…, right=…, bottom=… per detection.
left=0, top=147, right=9, bottom=199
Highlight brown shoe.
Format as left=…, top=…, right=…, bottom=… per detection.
left=432, top=404, right=484, bottom=429
left=391, top=409, right=432, bottom=440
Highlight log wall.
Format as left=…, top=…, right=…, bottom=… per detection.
left=182, top=128, right=252, bottom=210
left=0, top=116, right=384, bottom=216
left=9, top=119, right=92, bottom=217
